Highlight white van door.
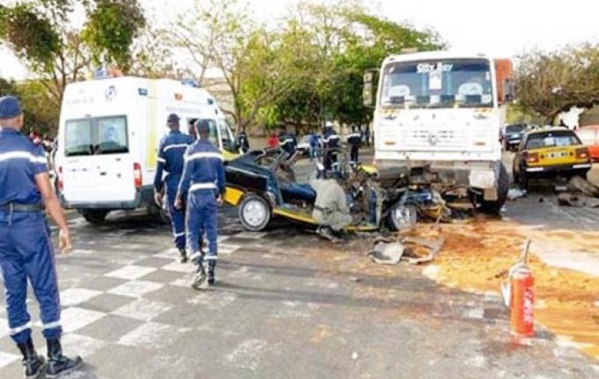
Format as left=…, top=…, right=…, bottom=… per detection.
left=61, top=115, right=137, bottom=204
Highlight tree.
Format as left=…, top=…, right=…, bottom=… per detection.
left=271, top=1, right=445, bottom=130
left=0, top=0, right=146, bottom=107
left=81, top=0, right=146, bottom=71
left=514, top=44, right=599, bottom=122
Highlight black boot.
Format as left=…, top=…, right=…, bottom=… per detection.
left=17, top=338, right=45, bottom=379
left=191, top=254, right=207, bottom=290
left=207, top=261, right=216, bottom=285
left=45, top=339, right=83, bottom=379
left=178, top=247, right=188, bottom=263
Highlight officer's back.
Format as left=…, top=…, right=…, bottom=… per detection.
left=182, top=136, right=224, bottom=191
left=0, top=126, right=47, bottom=210
left=159, top=130, right=194, bottom=178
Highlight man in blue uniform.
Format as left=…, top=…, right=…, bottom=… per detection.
left=278, top=129, right=297, bottom=158
left=322, top=122, right=340, bottom=172
left=154, top=114, right=195, bottom=263
left=346, top=125, right=362, bottom=164
left=0, top=96, right=82, bottom=378
left=176, top=120, right=225, bottom=289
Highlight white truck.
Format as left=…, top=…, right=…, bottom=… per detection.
left=55, top=75, right=237, bottom=223
left=364, top=51, right=513, bottom=213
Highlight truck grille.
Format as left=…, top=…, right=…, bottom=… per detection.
left=399, top=129, right=466, bottom=150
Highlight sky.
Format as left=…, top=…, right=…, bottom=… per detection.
left=1, top=0, right=597, bottom=79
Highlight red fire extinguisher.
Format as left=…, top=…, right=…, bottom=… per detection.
left=510, top=265, right=534, bottom=337
left=500, top=238, right=535, bottom=337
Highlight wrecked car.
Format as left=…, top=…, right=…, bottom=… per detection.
left=222, top=147, right=448, bottom=233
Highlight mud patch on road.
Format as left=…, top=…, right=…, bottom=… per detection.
left=415, top=220, right=599, bottom=360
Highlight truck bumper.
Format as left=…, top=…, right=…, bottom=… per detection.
left=375, top=159, right=500, bottom=189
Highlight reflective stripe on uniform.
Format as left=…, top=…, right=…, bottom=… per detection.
left=189, top=251, right=203, bottom=261
left=174, top=232, right=185, bottom=238
left=204, top=255, right=218, bottom=261
left=190, top=182, right=216, bottom=191
left=10, top=321, right=32, bottom=335
left=42, top=320, right=61, bottom=330
left=163, top=144, right=190, bottom=152
left=0, top=151, right=47, bottom=164
left=185, top=152, right=223, bottom=162
left=157, top=157, right=166, bottom=163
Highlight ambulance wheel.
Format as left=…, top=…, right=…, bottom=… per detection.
left=386, top=204, right=417, bottom=232
left=239, top=194, right=271, bottom=232
left=81, top=210, right=109, bottom=224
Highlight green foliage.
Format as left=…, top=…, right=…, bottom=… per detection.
left=514, top=43, right=599, bottom=121
left=81, top=0, right=146, bottom=70
left=0, top=78, right=58, bottom=135
left=0, top=4, right=61, bottom=71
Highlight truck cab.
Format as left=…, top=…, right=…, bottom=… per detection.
left=365, top=51, right=513, bottom=213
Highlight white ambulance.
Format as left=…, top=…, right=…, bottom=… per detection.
left=55, top=75, right=238, bottom=223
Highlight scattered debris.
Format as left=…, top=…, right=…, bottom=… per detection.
left=367, top=241, right=406, bottom=265
left=351, top=352, right=359, bottom=360
left=507, top=188, right=527, bottom=200
left=367, top=235, right=445, bottom=265
left=568, top=176, right=599, bottom=198
left=349, top=277, right=363, bottom=283
left=557, top=193, right=599, bottom=208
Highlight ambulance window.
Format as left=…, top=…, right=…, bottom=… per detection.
left=97, top=116, right=128, bottom=154
left=65, top=119, right=93, bottom=156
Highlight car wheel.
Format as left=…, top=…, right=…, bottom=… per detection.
left=480, top=163, right=509, bottom=215
left=386, top=204, right=417, bottom=231
left=80, top=210, right=109, bottom=224
left=239, top=194, right=271, bottom=232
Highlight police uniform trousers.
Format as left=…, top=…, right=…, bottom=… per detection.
left=165, top=175, right=186, bottom=250
left=350, top=144, right=359, bottom=163
left=186, top=190, right=218, bottom=263
left=0, top=211, right=61, bottom=344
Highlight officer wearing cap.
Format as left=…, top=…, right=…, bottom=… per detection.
left=176, top=119, right=225, bottom=289
left=0, top=96, right=82, bottom=378
left=346, top=125, right=362, bottom=164
left=322, top=122, right=340, bottom=171
left=154, top=113, right=195, bottom=263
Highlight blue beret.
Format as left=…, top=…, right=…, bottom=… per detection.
left=0, top=96, right=22, bottom=119
left=167, top=113, right=180, bottom=124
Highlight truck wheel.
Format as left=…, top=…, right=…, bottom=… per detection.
left=239, top=194, right=271, bottom=232
left=480, top=163, right=509, bottom=215
left=80, top=210, right=109, bottom=224
left=386, top=204, right=417, bottom=231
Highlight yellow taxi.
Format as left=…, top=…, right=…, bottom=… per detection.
left=512, top=127, right=592, bottom=189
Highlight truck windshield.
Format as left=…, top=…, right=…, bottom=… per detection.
left=65, top=115, right=129, bottom=156
left=380, top=58, right=494, bottom=109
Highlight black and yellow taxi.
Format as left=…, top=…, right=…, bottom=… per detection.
left=512, top=127, right=592, bottom=189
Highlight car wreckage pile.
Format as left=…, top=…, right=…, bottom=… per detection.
left=223, top=147, right=468, bottom=262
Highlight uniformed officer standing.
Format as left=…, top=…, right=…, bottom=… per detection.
left=0, top=96, right=82, bottom=378
left=322, top=122, right=340, bottom=171
left=346, top=125, right=362, bottom=164
left=236, top=129, right=250, bottom=154
left=176, top=120, right=225, bottom=289
left=278, top=129, right=297, bottom=158
left=154, top=114, right=195, bottom=263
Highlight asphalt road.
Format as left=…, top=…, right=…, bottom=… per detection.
left=0, top=152, right=598, bottom=378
